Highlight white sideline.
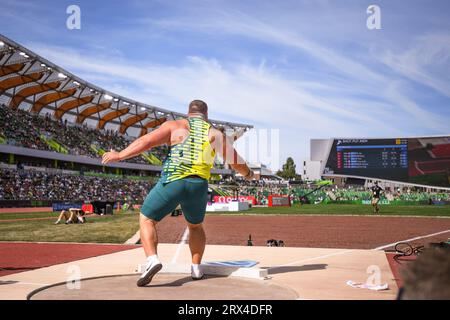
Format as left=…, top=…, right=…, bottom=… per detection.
left=373, top=229, right=450, bottom=250
left=124, top=230, right=140, bottom=245
left=268, top=249, right=355, bottom=268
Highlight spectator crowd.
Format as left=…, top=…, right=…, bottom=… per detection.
left=0, top=104, right=168, bottom=165
left=0, top=168, right=153, bottom=202
left=224, top=183, right=450, bottom=205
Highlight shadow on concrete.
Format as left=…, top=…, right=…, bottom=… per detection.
left=265, top=264, right=328, bottom=275
left=146, top=275, right=225, bottom=288
left=1, top=267, right=41, bottom=272
left=0, top=280, right=18, bottom=285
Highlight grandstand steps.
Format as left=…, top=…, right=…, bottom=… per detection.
left=90, top=144, right=105, bottom=156
left=209, top=185, right=233, bottom=197
left=39, top=134, right=68, bottom=154
left=141, top=152, right=162, bottom=166
left=325, top=191, right=336, bottom=201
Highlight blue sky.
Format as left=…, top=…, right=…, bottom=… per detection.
left=1, top=0, right=449, bottom=171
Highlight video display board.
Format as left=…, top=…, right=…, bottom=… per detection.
left=324, top=137, right=450, bottom=187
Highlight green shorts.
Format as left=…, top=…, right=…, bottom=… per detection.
left=141, top=177, right=208, bottom=224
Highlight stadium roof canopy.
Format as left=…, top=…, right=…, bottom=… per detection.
left=0, top=34, right=253, bottom=137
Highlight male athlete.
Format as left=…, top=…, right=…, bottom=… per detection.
left=370, top=182, right=383, bottom=214
left=102, top=100, right=254, bottom=287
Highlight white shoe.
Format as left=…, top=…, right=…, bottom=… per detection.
left=137, top=258, right=162, bottom=287
left=191, top=264, right=204, bottom=280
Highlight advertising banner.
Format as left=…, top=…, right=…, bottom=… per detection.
left=52, top=201, right=83, bottom=211
left=213, top=195, right=257, bottom=205
left=268, top=195, right=291, bottom=207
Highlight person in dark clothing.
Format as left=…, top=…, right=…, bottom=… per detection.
left=16, top=161, right=24, bottom=170
left=370, top=182, right=383, bottom=214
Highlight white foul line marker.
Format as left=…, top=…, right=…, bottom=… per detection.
left=136, top=226, right=268, bottom=280
left=373, top=229, right=450, bottom=251
left=135, top=262, right=268, bottom=280
left=170, top=227, right=189, bottom=264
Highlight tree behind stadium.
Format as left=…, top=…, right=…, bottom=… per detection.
left=277, top=157, right=300, bottom=180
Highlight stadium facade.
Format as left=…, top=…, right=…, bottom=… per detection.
left=305, top=136, right=450, bottom=191
left=0, top=34, right=253, bottom=177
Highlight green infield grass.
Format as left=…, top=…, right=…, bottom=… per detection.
left=212, top=203, right=450, bottom=216
left=0, top=211, right=140, bottom=243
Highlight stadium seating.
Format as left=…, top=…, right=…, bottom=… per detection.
left=333, top=189, right=372, bottom=201
left=209, top=186, right=233, bottom=197
left=0, top=103, right=168, bottom=165
left=231, top=183, right=450, bottom=205
left=40, top=133, right=69, bottom=154
left=431, top=143, right=450, bottom=158
left=0, top=104, right=52, bottom=152
left=0, top=167, right=153, bottom=202
left=1, top=163, right=448, bottom=204
left=416, top=160, right=450, bottom=174
left=0, top=133, right=6, bottom=144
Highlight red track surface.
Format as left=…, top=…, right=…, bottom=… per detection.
left=0, top=207, right=52, bottom=214
left=385, top=253, right=417, bottom=288
left=0, top=242, right=137, bottom=277
left=0, top=213, right=97, bottom=223
left=0, top=217, right=58, bottom=223
left=157, top=215, right=450, bottom=249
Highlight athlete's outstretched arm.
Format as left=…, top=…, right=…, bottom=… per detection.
left=102, top=122, right=171, bottom=164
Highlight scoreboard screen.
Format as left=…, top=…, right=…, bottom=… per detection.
left=325, top=139, right=408, bottom=181
left=323, top=136, right=450, bottom=187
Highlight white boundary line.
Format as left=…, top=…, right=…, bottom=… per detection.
left=373, top=229, right=450, bottom=250
left=124, top=230, right=140, bottom=244
left=170, top=227, right=189, bottom=264
left=269, top=249, right=355, bottom=268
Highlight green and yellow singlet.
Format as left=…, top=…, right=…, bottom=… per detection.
left=160, top=117, right=215, bottom=184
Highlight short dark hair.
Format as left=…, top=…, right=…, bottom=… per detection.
left=400, top=247, right=450, bottom=300
left=188, top=100, right=208, bottom=115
